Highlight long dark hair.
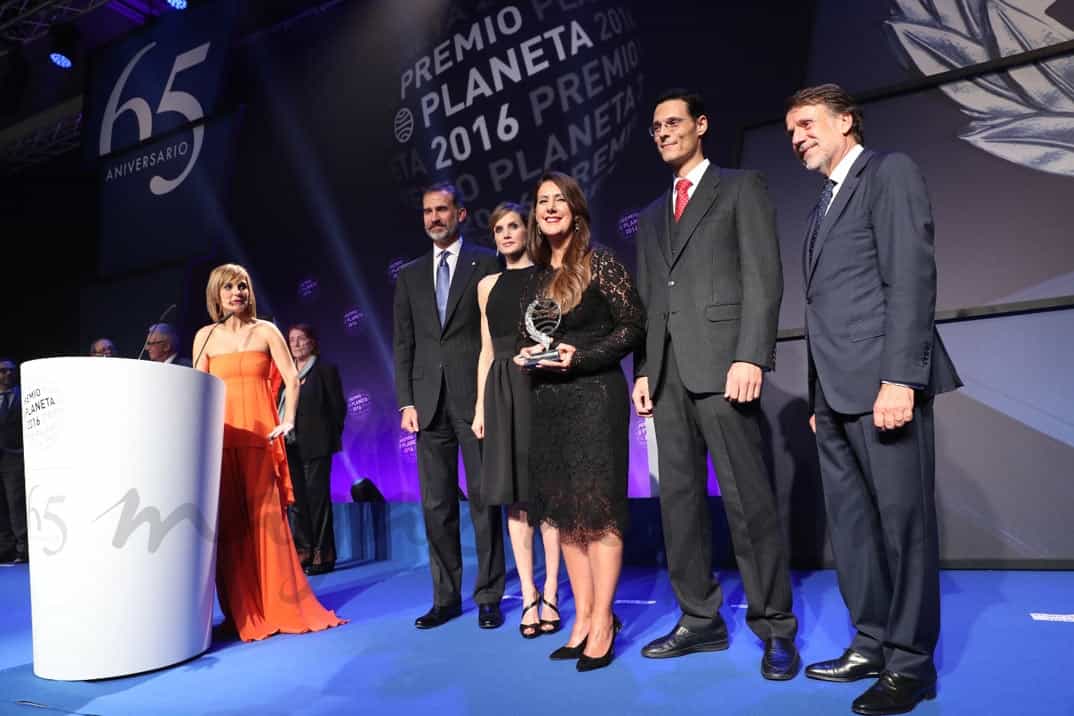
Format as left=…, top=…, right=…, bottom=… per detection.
left=526, top=171, right=592, bottom=313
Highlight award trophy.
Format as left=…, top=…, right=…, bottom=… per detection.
left=523, top=297, right=562, bottom=368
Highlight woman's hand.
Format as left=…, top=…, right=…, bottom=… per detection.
left=513, top=344, right=544, bottom=369
left=537, top=343, right=576, bottom=373
left=268, top=422, right=294, bottom=442
left=471, top=409, right=485, bottom=439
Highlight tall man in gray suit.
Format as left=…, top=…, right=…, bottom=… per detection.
left=785, top=84, right=960, bottom=715
left=393, top=182, right=505, bottom=630
left=633, top=89, right=799, bottom=680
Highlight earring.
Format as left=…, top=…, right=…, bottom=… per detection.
left=574, top=217, right=581, bottom=231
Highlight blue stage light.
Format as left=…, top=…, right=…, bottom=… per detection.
left=49, top=52, right=72, bottom=69
left=167, top=0, right=188, bottom=9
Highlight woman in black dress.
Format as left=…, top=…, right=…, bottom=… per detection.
left=514, top=172, right=644, bottom=671
left=474, top=202, right=562, bottom=639
left=281, top=323, right=346, bottom=575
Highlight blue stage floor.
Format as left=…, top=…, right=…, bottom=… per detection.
left=1, top=560, right=1072, bottom=715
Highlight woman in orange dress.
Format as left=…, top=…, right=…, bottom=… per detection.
left=193, top=263, right=346, bottom=641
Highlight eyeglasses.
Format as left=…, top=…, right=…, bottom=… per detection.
left=145, top=340, right=168, bottom=346
left=649, top=116, right=689, bottom=137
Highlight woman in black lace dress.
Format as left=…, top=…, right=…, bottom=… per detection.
left=514, top=172, right=644, bottom=671
left=473, top=202, right=562, bottom=639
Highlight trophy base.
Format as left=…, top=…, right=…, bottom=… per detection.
left=523, top=349, right=560, bottom=368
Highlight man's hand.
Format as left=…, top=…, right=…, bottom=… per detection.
left=873, top=383, right=914, bottom=430
left=809, top=414, right=816, bottom=434
left=724, top=362, right=763, bottom=403
left=400, top=406, right=420, bottom=433
left=632, top=377, right=653, bottom=417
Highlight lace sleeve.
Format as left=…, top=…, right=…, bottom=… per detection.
left=572, top=251, right=645, bottom=374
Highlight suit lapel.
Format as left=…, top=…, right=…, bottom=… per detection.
left=806, top=149, right=873, bottom=287
left=658, top=190, right=674, bottom=267
left=442, top=245, right=478, bottom=331
left=670, top=164, right=721, bottom=267
left=413, top=252, right=439, bottom=329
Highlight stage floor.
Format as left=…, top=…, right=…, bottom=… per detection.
left=0, top=560, right=1071, bottom=715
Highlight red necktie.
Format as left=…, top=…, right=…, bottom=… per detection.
left=674, top=178, right=692, bottom=222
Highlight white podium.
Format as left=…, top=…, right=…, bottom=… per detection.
left=21, top=357, right=226, bottom=680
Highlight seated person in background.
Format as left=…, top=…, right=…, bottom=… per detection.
left=145, top=323, right=191, bottom=366
left=90, top=338, right=116, bottom=357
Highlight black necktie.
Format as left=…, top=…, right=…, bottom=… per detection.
left=807, top=179, right=836, bottom=266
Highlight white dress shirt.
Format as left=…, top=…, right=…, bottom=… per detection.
left=670, top=158, right=711, bottom=212
left=824, top=144, right=864, bottom=212
left=432, top=236, right=463, bottom=290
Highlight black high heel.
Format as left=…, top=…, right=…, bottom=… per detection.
left=519, top=597, right=541, bottom=639
left=576, top=613, right=622, bottom=672
left=549, top=635, right=587, bottom=660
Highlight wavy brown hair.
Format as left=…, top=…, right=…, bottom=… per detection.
left=526, top=171, right=592, bottom=313
left=206, top=263, right=257, bottom=323
left=786, top=83, right=864, bottom=144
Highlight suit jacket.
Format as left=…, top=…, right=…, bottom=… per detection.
left=635, top=164, right=783, bottom=395
left=288, top=358, right=346, bottom=461
left=0, top=386, right=22, bottom=463
left=804, top=149, right=961, bottom=414
left=172, top=356, right=193, bottom=368
left=393, top=242, right=500, bottom=429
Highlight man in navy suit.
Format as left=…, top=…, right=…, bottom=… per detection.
left=785, top=84, right=961, bottom=715
left=393, top=182, right=505, bottom=629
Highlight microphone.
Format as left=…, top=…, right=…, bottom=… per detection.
left=137, top=304, right=177, bottom=361
left=193, top=312, right=232, bottom=370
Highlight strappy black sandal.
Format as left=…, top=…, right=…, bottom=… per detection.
left=519, top=597, right=541, bottom=639
left=539, top=594, right=562, bottom=635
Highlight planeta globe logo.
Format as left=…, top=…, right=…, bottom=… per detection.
left=99, top=41, right=213, bottom=195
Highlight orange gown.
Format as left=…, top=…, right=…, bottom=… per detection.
left=208, top=350, right=346, bottom=641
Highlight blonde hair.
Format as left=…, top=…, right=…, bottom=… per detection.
left=526, top=171, right=592, bottom=313
left=205, top=263, right=257, bottom=322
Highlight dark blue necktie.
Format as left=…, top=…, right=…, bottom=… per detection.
left=807, top=179, right=836, bottom=266
left=436, top=250, right=451, bottom=326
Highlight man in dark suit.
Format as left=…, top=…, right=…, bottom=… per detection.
left=0, top=358, right=26, bottom=564
left=393, top=182, right=505, bottom=629
left=785, top=84, right=961, bottom=715
left=633, top=89, right=799, bottom=680
left=145, top=323, right=192, bottom=367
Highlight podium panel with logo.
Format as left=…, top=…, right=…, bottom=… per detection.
left=21, top=357, right=225, bottom=680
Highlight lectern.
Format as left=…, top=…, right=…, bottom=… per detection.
left=21, top=357, right=225, bottom=680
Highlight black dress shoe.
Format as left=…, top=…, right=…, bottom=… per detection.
left=852, top=672, right=936, bottom=715
left=477, top=602, right=504, bottom=629
left=414, top=603, right=462, bottom=629
left=641, top=620, right=729, bottom=659
left=805, top=649, right=884, bottom=683
left=761, top=637, right=800, bottom=680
